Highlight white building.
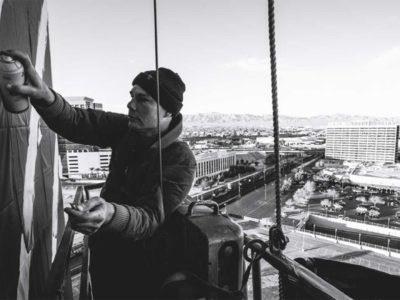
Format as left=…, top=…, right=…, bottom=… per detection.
left=66, top=149, right=111, bottom=177
left=326, top=122, right=399, bottom=163
left=60, top=96, right=105, bottom=176
left=256, top=136, right=274, bottom=146
left=66, top=96, right=103, bottom=110
left=195, top=151, right=236, bottom=179
left=349, top=174, right=400, bottom=192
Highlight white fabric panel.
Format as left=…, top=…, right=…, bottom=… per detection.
left=16, top=237, right=32, bottom=300
left=18, top=1, right=50, bottom=299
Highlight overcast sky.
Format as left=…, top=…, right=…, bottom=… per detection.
left=47, top=0, right=400, bottom=117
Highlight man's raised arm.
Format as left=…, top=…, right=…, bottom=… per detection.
left=0, top=49, right=128, bottom=148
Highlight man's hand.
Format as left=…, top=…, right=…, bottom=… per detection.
left=0, top=49, right=55, bottom=105
left=64, top=197, right=115, bottom=235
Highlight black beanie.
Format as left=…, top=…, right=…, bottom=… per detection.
left=132, top=67, right=185, bottom=115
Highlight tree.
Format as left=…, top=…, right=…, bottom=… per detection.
left=320, top=199, right=331, bottom=208
left=293, top=188, right=308, bottom=205
left=304, top=181, right=316, bottom=194
left=327, top=189, right=339, bottom=203
left=355, top=206, right=368, bottom=215
left=368, top=209, right=380, bottom=218
left=333, top=203, right=343, bottom=211
left=369, top=195, right=384, bottom=207
left=280, top=178, right=293, bottom=193
left=328, top=175, right=337, bottom=184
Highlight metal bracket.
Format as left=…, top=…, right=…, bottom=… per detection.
left=269, top=225, right=289, bottom=254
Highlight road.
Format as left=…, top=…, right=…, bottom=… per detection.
left=226, top=179, right=400, bottom=249
left=226, top=180, right=283, bottom=219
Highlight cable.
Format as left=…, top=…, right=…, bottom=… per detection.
left=153, top=0, right=164, bottom=198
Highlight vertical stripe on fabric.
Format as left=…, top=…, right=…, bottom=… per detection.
left=0, top=0, right=4, bottom=20
left=21, top=0, right=48, bottom=253
left=16, top=236, right=32, bottom=300
left=51, top=134, right=60, bottom=263
left=17, top=1, right=49, bottom=298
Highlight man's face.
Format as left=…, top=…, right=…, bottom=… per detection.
left=127, top=84, right=170, bottom=133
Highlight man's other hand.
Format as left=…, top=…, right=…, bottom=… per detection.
left=0, top=49, right=55, bottom=105
left=64, top=197, right=115, bottom=235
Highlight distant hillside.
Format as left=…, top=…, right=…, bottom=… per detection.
left=182, top=113, right=400, bottom=129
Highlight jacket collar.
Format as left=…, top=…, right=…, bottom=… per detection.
left=149, top=113, right=183, bottom=150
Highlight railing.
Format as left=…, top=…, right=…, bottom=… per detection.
left=302, top=229, right=400, bottom=254
left=44, top=185, right=397, bottom=300
left=310, top=211, right=400, bottom=230
left=43, top=182, right=109, bottom=300
left=244, top=235, right=352, bottom=300
left=45, top=186, right=84, bottom=299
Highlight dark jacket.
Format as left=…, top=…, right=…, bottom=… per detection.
left=34, top=93, right=196, bottom=298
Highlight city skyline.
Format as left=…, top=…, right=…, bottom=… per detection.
left=48, top=0, right=400, bottom=117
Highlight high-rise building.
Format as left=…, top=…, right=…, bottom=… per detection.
left=325, top=122, right=399, bottom=163
left=58, top=97, right=107, bottom=176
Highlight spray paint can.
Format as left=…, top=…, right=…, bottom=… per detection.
left=0, top=55, right=29, bottom=113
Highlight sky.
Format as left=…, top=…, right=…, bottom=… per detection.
left=47, top=0, right=400, bottom=117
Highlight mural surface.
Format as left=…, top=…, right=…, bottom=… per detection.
left=0, top=0, right=65, bottom=299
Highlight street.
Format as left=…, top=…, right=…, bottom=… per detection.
left=226, top=180, right=284, bottom=220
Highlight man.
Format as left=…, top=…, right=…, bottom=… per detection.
left=1, top=49, right=196, bottom=299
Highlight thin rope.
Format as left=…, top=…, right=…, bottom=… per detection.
left=153, top=0, right=163, bottom=197
left=267, top=0, right=285, bottom=298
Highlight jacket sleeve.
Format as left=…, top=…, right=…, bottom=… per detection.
left=101, top=148, right=196, bottom=240
left=33, top=91, right=129, bottom=148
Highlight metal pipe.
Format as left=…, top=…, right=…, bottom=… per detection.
left=252, top=254, right=262, bottom=300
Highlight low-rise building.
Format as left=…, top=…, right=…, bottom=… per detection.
left=66, top=149, right=111, bottom=178
left=195, top=151, right=236, bottom=179
left=59, top=96, right=106, bottom=176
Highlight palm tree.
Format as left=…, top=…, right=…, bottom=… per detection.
left=321, top=199, right=331, bottom=208
left=321, top=199, right=331, bottom=216
left=327, top=189, right=339, bottom=204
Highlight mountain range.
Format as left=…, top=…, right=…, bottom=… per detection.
left=182, top=113, right=400, bottom=129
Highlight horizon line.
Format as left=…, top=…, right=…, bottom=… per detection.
left=182, top=112, right=400, bottom=118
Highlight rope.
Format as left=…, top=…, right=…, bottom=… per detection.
left=267, top=0, right=285, bottom=298
left=268, top=0, right=281, bottom=230
left=153, top=0, right=164, bottom=197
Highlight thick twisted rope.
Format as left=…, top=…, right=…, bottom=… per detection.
left=267, top=0, right=286, bottom=298
left=268, top=0, right=281, bottom=230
